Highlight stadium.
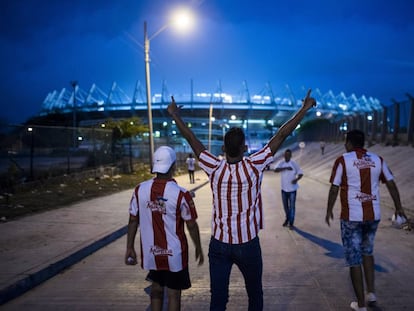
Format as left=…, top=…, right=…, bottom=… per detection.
left=39, top=80, right=384, bottom=156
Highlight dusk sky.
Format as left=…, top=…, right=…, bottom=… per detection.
left=1, top=0, right=413, bottom=124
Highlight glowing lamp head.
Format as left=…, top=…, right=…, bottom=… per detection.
left=170, top=8, right=195, bottom=33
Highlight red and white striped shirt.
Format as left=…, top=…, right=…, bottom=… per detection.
left=198, top=145, right=274, bottom=244
left=330, top=148, right=394, bottom=221
left=129, top=178, right=197, bottom=272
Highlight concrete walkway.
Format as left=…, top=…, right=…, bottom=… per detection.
left=1, top=142, right=413, bottom=310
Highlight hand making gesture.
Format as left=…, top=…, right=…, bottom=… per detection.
left=302, top=89, right=317, bottom=110
left=167, top=96, right=182, bottom=117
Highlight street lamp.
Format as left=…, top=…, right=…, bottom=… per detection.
left=144, top=8, right=195, bottom=167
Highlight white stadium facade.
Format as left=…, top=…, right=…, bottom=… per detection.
left=40, top=80, right=383, bottom=155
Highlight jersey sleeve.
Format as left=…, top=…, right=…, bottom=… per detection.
left=293, top=161, right=303, bottom=175
left=129, top=185, right=140, bottom=216
left=179, top=191, right=198, bottom=221
left=198, top=150, right=220, bottom=176
left=330, top=157, right=344, bottom=186
left=380, top=157, right=394, bottom=183
left=250, top=145, right=274, bottom=170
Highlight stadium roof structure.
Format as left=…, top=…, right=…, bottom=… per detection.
left=40, top=80, right=383, bottom=125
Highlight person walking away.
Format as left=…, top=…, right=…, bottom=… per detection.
left=186, top=153, right=196, bottom=184
left=325, top=129, right=407, bottom=311
left=320, top=140, right=326, bottom=155
left=168, top=90, right=315, bottom=310
left=274, top=149, right=303, bottom=229
left=125, top=146, right=204, bottom=311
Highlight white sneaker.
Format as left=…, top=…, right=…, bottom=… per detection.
left=366, top=292, right=377, bottom=306
left=350, top=301, right=367, bottom=311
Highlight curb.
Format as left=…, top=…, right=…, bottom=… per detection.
left=0, top=226, right=127, bottom=305
left=0, top=180, right=209, bottom=305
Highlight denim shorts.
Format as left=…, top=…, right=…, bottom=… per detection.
left=340, top=219, right=380, bottom=266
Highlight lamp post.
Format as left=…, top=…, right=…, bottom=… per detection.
left=143, top=8, right=195, bottom=167
left=208, top=103, right=213, bottom=152
left=144, top=22, right=155, bottom=167
left=71, top=80, right=78, bottom=149
left=27, top=127, right=34, bottom=180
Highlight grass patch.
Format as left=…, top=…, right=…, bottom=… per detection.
left=0, top=169, right=153, bottom=221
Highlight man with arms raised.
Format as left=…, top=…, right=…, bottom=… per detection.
left=168, top=90, right=315, bottom=310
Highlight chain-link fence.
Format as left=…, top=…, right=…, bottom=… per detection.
left=0, top=125, right=146, bottom=189
left=0, top=124, right=201, bottom=192
left=1, top=125, right=109, bottom=180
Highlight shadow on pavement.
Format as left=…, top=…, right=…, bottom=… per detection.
left=294, top=227, right=388, bottom=273
left=294, top=227, right=344, bottom=259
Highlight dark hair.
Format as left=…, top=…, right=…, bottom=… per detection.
left=346, top=129, right=365, bottom=148
left=224, top=127, right=245, bottom=157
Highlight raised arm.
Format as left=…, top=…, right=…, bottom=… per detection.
left=268, top=89, right=316, bottom=155
left=167, top=96, right=206, bottom=158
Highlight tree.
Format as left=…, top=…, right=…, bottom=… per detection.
left=103, top=117, right=148, bottom=172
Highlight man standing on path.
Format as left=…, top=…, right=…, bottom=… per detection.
left=320, top=140, right=326, bottom=155
left=186, top=153, right=196, bottom=184
left=325, top=129, right=407, bottom=311
left=168, top=90, right=315, bottom=310
left=274, top=149, right=303, bottom=229
left=125, top=146, right=204, bottom=311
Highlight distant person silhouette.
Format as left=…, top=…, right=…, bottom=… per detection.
left=186, top=153, right=196, bottom=184
left=274, top=149, right=303, bottom=229
left=320, top=140, right=326, bottom=155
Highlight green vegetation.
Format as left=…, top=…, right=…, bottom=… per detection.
left=0, top=166, right=152, bottom=221
left=104, top=117, right=148, bottom=173
left=0, top=160, right=189, bottom=221
left=0, top=117, right=154, bottom=221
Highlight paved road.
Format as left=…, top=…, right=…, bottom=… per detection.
left=1, top=143, right=413, bottom=310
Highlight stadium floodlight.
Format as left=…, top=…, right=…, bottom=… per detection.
left=144, top=8, right=195, bottom=167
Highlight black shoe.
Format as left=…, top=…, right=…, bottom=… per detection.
left=283, top=220, right=288, bottom=227
left=289, top=224, right=294, bottom=230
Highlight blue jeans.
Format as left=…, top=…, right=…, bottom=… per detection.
left=208, top=236, right=263, bottom=311
left=281, top=190, right=297, bottom=226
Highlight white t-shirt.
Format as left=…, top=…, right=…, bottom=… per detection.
left=275, top=159, right=303, bottom=192
left=186, top=157, right=196, bottom=171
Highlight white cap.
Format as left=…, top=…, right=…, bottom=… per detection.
left=152, top=146, right=176, bottom=174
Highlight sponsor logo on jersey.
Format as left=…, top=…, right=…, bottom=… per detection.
left=147, top=196, right=167, bottom=214
left=150, top=245, right=173, bottom=256
left=355, top=192, right=377, bottom=203
left=353, top=155, right=375, bottom=170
